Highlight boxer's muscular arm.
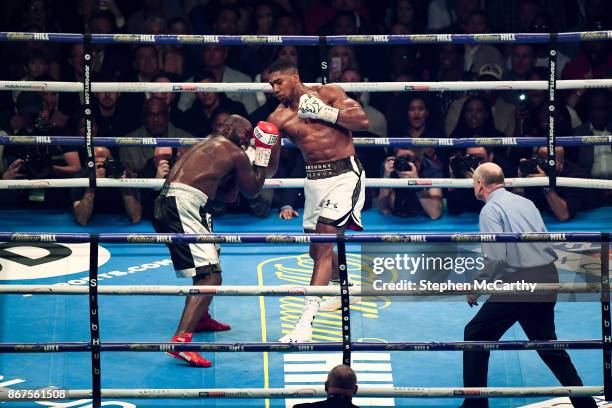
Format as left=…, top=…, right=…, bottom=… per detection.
left=319, top=85, right=369, bottom=131
left=232, top=149, right=267, bottom=198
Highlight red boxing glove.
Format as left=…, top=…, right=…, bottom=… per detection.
left=253, top=121, right=279, bottom=167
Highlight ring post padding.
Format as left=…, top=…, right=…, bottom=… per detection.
left=88, top=234, right=101, bottom=408
left=336, top=231, right=351, bottom=366
left=83, top=34, right=96, bottom=189
left=601, top=233, right=611, bottom=400
left=546, top=33, right=558, bottom=188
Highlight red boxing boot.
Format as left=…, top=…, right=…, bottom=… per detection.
left=166, top=333, right=212, bottom=367
left=195, top=312, right=231, bottom=332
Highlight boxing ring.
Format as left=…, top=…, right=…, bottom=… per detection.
left=0, top=30, right=611, bottom=408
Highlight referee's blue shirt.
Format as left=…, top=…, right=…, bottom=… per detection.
left=479, top=188, right=557, bottom=279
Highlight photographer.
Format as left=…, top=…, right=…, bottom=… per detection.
left=3, top=92, right=82, bottom=209
left=446, top=146, right=516, bottom=215
left=71, top=146, right=142, bottom=226
left=517, top=146, right=590, bottom=222
left=376, top=148, right=442, bottom=219
left=140, top=146, right=186, bottom=220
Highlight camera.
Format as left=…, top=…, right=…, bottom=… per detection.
left=450, top=154, right=482, bottom=177
left=393, top=154, right=415, bottom=172
left=519, top=156, right=547, bottom=175
left=20, top=149, right=53, bottom=178
left=517, top=93, right=530, bottom=110
left=101, top=158, right=125, bottom=178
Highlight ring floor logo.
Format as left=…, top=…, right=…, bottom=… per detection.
left=0, top=242, right=110, bottom=280
left=258, top=253, right=396, bottom=407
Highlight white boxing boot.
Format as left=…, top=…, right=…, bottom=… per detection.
left=279, top=296, right=321, bottom=343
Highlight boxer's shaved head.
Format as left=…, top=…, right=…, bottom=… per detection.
left=219, top=114, right=253, bottom=147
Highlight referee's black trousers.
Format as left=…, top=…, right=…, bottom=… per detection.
left=461, top=264, right=597, bottom=408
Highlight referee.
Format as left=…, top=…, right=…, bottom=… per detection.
left=460, top=163, right=596, bottom=408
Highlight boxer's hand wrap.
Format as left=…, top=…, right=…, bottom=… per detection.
left=253, top=121, right=279, bottom=167
left=298, top=93, right=339, bottom=124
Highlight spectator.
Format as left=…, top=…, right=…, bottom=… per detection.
left=327, top=45, right=360, bottom=83
left=2, top=92, right=81, bottom=208
left=182, top=70, right=248, bottom=138
left=59, top=43, right=86, bottom=118
left=432, top=0, right=481, bottom=33
left=88, top=13, right=129, bottom=79
left=148, top=72, right=186, bottom=130
left=120, top=97, right=194, bottom=175
left=446, top=64, right=516, bottom=139
left=211, top=5, right=239, bottom=35
left=72, top=146, right=142, bottom=226
left=293, top=364, right=359, bottom=408
left=513, top=67, right=549, bottom=138
left=574, top=90, right=612, bottom=186
left=461, top=10, right=505, bottom=76
left=450, top=95, right=503, bottom=140
left=121, top=45, right=160, bottom=119
left=13, top=50, right=49, bottom=103
left=340, top=68, right=387, bottom=138
left=238, top=2, right=279, bottom=77
left=388, top=45, right=418, bottom=80
left=178, top=45, right=257, bottom=115
left=528, top=14, right=570, bottom=74
left=388, top=95, right=440, bottom=164
left=504, top=44, right=537, bottom=82
left=139, top=145, right=188, bottom=220
left=376, top=147, right=443, bottom=219
left=386, top=0, right=418, bottom=33
left=93, top=74, right=140, bottom=158
left=446, top=146, right=515, bottom=215
left=518, top=146, right=592, bottom=221
left=251, top=66, right=279, bottom=124
left=30, top=74, right=70, bottom=130
left=561, top=22, right=612, bottom=81
left=161, top=16, right=198, bottom=80
left=275, top=12, right=303, bottom=35
left=126, top=0, right=184, bottom=34
left=425, top=44, right=470, bottom=119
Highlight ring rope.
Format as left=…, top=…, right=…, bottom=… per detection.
left=0, top=339, right=603, bottom=353
left=0, top=283, right=602, bottom=296
left=0, top=31, right=610, bottom=44
left=1, top=79, right=611, bottom=93
left=1, top=177, right=610, bottom=190
left=0, top=231, right=603, bottom=243
left=0, top=385, right=603, bottom=400
left=3, top=135, right=611, bottom=148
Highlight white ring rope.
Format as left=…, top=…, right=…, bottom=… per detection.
left=0, top=283, right=601, bottom=296
left=0, top=79, right=611, bottom=93
left=0, top=386, right=602, bottom=400
left=0, top=177, right=609, bottom=190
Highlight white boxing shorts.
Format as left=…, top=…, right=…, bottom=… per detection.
left=302, top=156, right=366, bottom=232
left=153, top=182, right=221, bottom=278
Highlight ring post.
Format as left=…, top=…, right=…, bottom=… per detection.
left=337, top=231, right=351, bottom=366
left=83, top=34, right=96, bottom=189
left=546, top=33, right=558, bottom=189
left=601, top=232, right=611, bottom=400
left=88, top=233, right=101, bottom=407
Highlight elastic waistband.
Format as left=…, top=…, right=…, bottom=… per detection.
left=305, top=156, right=362, bottom=180
left=160, top=182, right=208, bottom=208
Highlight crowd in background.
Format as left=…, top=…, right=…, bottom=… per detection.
left=0, top=0, right=610, bottom=225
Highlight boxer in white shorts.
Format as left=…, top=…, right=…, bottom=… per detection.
left=266, top=59, right=369, bottom=342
